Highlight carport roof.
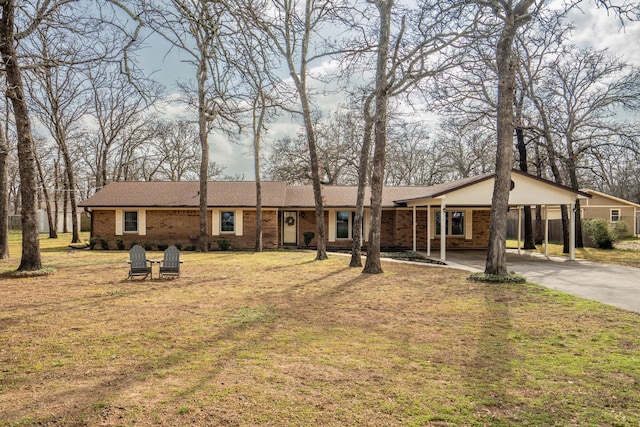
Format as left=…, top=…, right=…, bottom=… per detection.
left=395, top=170, right=591, bottom=207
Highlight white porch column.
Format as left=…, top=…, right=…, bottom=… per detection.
left=440, top=199, right=446, bottom=261
left=427, top=205, right=431, bottom=257
left=544, top=205, right=549, bottom=257
left=569, top=202, right=576, bottom=261
left=517, top=206, right=522, bottom=255
left=412, top=206, right=417, bottom=252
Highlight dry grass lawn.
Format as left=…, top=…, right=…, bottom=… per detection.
left=1, top=234, right=639, bottom=426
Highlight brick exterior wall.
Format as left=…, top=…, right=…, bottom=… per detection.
left=90, top=208, right=491, bottom=250
left=90, top=209, right=279, bottom=250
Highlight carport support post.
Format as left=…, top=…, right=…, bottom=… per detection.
left=412, top=206, right=417, bottom=252
left=517, top=206, right=522, bottom=255
left=440, top=200, right=446, bottom=261
left=544, top=205, right=549, bottom=257
left=427, top=205, right=431, bottom=257
left=570, top=202, right=576, bottom=261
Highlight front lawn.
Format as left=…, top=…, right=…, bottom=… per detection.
left=1, top=234, right=639, bottom=426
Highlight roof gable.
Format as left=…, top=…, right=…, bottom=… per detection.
left=582, top=189, right=640, bottom=208
left=397, top=171, right=590, bottom=206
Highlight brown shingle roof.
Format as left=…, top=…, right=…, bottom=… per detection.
left=79, top=181, right=435, bottom=209
left=79, top=171, right=588, bottom=209
left=79, top=181, right=289, bottom=208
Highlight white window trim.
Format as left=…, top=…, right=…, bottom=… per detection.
left=220, top=210, right=236, bottom=234
left=335, top=210, right=352, bottom=240
left=610, top=209, right=621, bottom=223
left=119, top=210, right=144, bottom=235
left=434, top=210, right=467, bottom=237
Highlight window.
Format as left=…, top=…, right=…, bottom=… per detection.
left=451, top=211, right=464, bottom=235
left=336, top=211, right=350, bottom=239
left=611, top=209, right=620, bottom=222
left=435, top=211, right=465, bottom=236
left=124, top=211, right=138, bottom=233
left=221, top=211, right=235, bottom=232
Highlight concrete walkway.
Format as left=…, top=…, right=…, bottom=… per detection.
left=434, top=249, right=640, bottom=314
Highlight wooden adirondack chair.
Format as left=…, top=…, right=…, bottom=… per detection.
left=127, top=244, right=153, bottom=279
left=159, top=245, right=182, bottom=278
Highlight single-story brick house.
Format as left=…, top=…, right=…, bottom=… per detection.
left=78, top=170, right=590, bottom=260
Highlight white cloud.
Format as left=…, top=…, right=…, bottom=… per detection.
left=567, top=4, right=640, bottom=65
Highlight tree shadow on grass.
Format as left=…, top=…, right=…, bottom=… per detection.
left=465, top=282, right=518, bottom=421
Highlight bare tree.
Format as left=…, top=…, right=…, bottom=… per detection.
left=84, top=65, right=158, bottom=191
left=142, top=0, right=243, bottom=252
left=0, top=0, right=56, bottom=271
left=241, top=0, right=342, bottom=260
left=543, top=48, right=640, bottom=247
left=27, top=27, right=95, bottom=243
left=354, top=0, right=478, bottom=273
left=152, top=120, right=201, bottom=181
left=0, top=103, right=9, bottom=260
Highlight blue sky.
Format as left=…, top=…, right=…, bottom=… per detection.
left=136, top=3, right=640, bottom=179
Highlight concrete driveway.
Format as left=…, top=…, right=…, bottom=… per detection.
left=440, top=249, right=640, bottom=314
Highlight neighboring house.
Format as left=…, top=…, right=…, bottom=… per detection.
left=78, top=170, right=590, bottom=260
left=581, top=189, right=640, bottom=237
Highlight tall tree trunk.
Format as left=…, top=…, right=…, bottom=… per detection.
left=533, top=142, right=543, bottom=245
left=197, top=54, right=209, bottom=253
left=350, top=97, right=374, bottom=268
left=63, top=175, right=69, bottom=233
left=486, top=24, right=518, bottom=275
left=253, top=95, right=267, bottom=253
left=286, top=0, right=327, bottom=261
left=35, top=151, right=57, bottom=239
left=0, top=0, right=42, bottom=271
left=515, top=128, right=535, bottom=249
left=485, top=0, right=535, bottom=275
left=566, top=153, right=583, bottom=248
left=363, top=0, right=393, bottom=274
left=0, top=121, right=9, bottom=260
left=58, top=142, right=80, bottom=242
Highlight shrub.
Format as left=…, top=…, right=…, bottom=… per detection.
left=468, top=272, right=526, bottom=284
left=584, top=218, right=629, bottom=249
left=143, top=242, right=153, bottom=251
left=157, top=243, right=169, bottom=251
left=216, top=238, right=231, bottom=251
left=184, top=245, right=196, bottom=251
left=174, top=243, right=182, bottom=251
left=129, top=241, right=139, bottom=249
left=89, top=238, right=109, bottom=250
left=116, top=239, right=125, bottom=250
left=303, top=231, right=315, bottom=247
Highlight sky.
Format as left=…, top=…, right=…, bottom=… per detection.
left=137, top=3, right=640, bottom=180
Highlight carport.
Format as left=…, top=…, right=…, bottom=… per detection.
left=395, top=170, right=591, bottom=262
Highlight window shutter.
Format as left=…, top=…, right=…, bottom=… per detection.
left=328, top=209, right=336, bottom=242
left=235, top=210, right=243, bottom=236
left=429, top=209, right=435, bottom=239
left=115, top=209, right=123, bottom=236
left=212, top=210, right=220, bottom=235
left=138, top=210, right=146, bottom=236
left=364, top=209, right=370, bottom=242
left=465, top=210, right=473, bottom=240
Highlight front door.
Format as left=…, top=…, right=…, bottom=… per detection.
left=283, top=211, right=298, bottom=245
